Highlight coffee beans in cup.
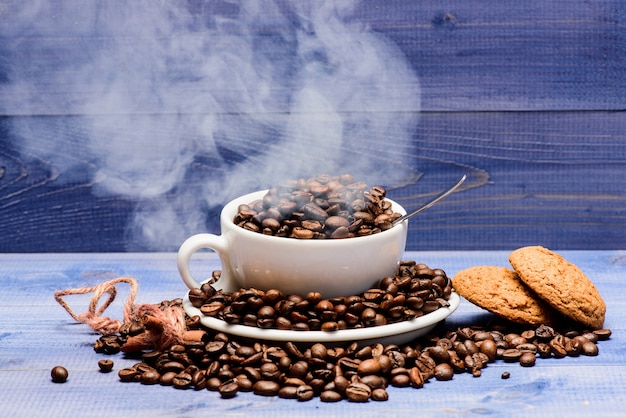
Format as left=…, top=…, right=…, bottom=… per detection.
left=233, top=174, right=403, bottom=239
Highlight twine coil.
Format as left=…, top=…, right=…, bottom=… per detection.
left=54, top=277, right=187, bottom=352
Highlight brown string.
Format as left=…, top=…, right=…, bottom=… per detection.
left=54, top=277, right=187, bottom=352
left=54, top=277, right=137, bottom=336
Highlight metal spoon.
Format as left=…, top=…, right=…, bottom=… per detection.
left=392, top=174, right=467, bottom=226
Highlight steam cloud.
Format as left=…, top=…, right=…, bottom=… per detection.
left=0, top=0, right=421, bottom=250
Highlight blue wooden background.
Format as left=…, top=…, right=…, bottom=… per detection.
left=0, top=0, right=624, bottom=252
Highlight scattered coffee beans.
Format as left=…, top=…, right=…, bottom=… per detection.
left=233, top=174, right=403, bottom=239
left=51, top=366, right=68, bottom=383
left=84, top=258, right=611, bottom=404
left=94, top=309, right=611, bottom=402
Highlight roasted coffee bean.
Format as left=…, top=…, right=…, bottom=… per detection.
left=479, top=339, right=497, bottom=362
left=161, top=361, right=185, bottom=373
left=502, top=349, right=522, bottom=362
left=192, top=370, right=207, bottom=390
left=357, top=358, right=381, bottom=375
left=332, top=375, right=349, bottom=394
left=320, top=390, right=343, bottom=402
left=464, top=353, right=486, bottom=377
left=519, top=352, right=536, bottom=367
left=408, top=367, right=424, bottom=388
left=549, top=336, right=568, bottom=358
left=428, top=346, right=451, bottom=364
left=507, top=335, right=527, bottom=347
left=448, top=351, right=465, bottom=373
left=172, top=372, right=193, bottom=389
left=536, top=343, right=552, bottom=358
left=565, top=338, right=582, bottom=357
left=391, top=373, right=411, bottom=388
left=240, top=351, right=263, bottom=367
left=160, top=371, right=177, bottom=386
left=98, top=359, right=114, bottom=373
left=371, top=388, right=389, bottom=401
left=321, top=321, right=339, bottom=331
left=205, top=340, right=226, bottom=355
left=593, top=329, right=612, bottom=340
left=414, top=354, right=436, bottom=379
left=253, top=380, right=280, bottom=396
left=259, top=362, right=281, bottom=380
left=516, top=343, right=538, bottom=354
left=582, top=331, right=598, bottom=343
left=453, top=341, right=469, bottom=358
left=464, top=340, right=480, bottom=355
left=188, top=288, right=207, bottom=308
left=235, top=374, right=253, bottom=392
left=141, top=370, right=161, bottom=385
left=296, top=385, right=315, bottom=401
left=310, top=343, right=328, bottom=360
left=102, top=339, right=122, bottom=354
left=278, top=385, right=298, bottom=399
left=360, top=374, right=385, bottom=390
left=434, top=363, right=454, bottom=381
left=200, top=301, right=225, bottom=317
left=118, top=368, right=139, bottom=382
left=345, top=382, right=371, bottom=402
left=338, top=357, right=361, bottom=373
left=581, top=340, right=599, bottom=356
left=535, top=324, right=556, bottom=340
left=501, top=371, right=511, bottom=379
left=51, top=366, right=69, bottom=383
left=206, top=377, right=222, bottom=391
left=219, top=379, right=239, bottom=399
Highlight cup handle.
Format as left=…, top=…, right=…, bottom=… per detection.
left=177, top=233, right=232, bottom=291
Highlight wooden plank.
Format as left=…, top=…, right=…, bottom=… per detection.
left=0, top=1, right=624, bottom=115
left=392, top=110, right=626, bottom=250
left=1, top=111, right=624, bottom=252
left=357, top=0, right=626, bottom=111
left=0, top=251, right=624, bottom=417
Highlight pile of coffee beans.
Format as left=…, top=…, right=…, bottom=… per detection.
left=234, top=174, right=403, bottom=239
left=83, top=259, right=612, bottom=403
left=188, top=261, right=452, bottom=331
left=101, top=311, right=610, bottom=402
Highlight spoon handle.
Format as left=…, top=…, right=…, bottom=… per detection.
left=392, top=174, right=467, bottom=226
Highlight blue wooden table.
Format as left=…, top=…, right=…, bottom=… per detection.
left=1, top=251, right=623, bottom=417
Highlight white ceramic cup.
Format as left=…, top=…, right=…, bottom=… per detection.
left=177, top=190, right=408, bottom=298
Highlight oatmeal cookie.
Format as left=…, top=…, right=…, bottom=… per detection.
left=452, top=266, right=560, bottom=325
left=509, top=246, right=606, bottom=329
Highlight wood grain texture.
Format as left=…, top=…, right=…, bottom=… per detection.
left=1, top=1, right=624, bottom=114
left=0, top=251, right=624, bottom=417
left=1, top=111, right=623, bottom=252
left=0, top=1, right=624, bottom=252
left=359, top=0, right=626, bottom=111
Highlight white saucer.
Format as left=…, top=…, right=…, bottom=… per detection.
left=182, top=291, right=460, bottom=346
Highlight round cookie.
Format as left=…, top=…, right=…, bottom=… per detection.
left=509, top=246, right=606, bottom=329
left=452, top=266, right=561, bottom=325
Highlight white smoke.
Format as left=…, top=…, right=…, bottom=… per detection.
left=0, top=0, right=421, bottom=250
